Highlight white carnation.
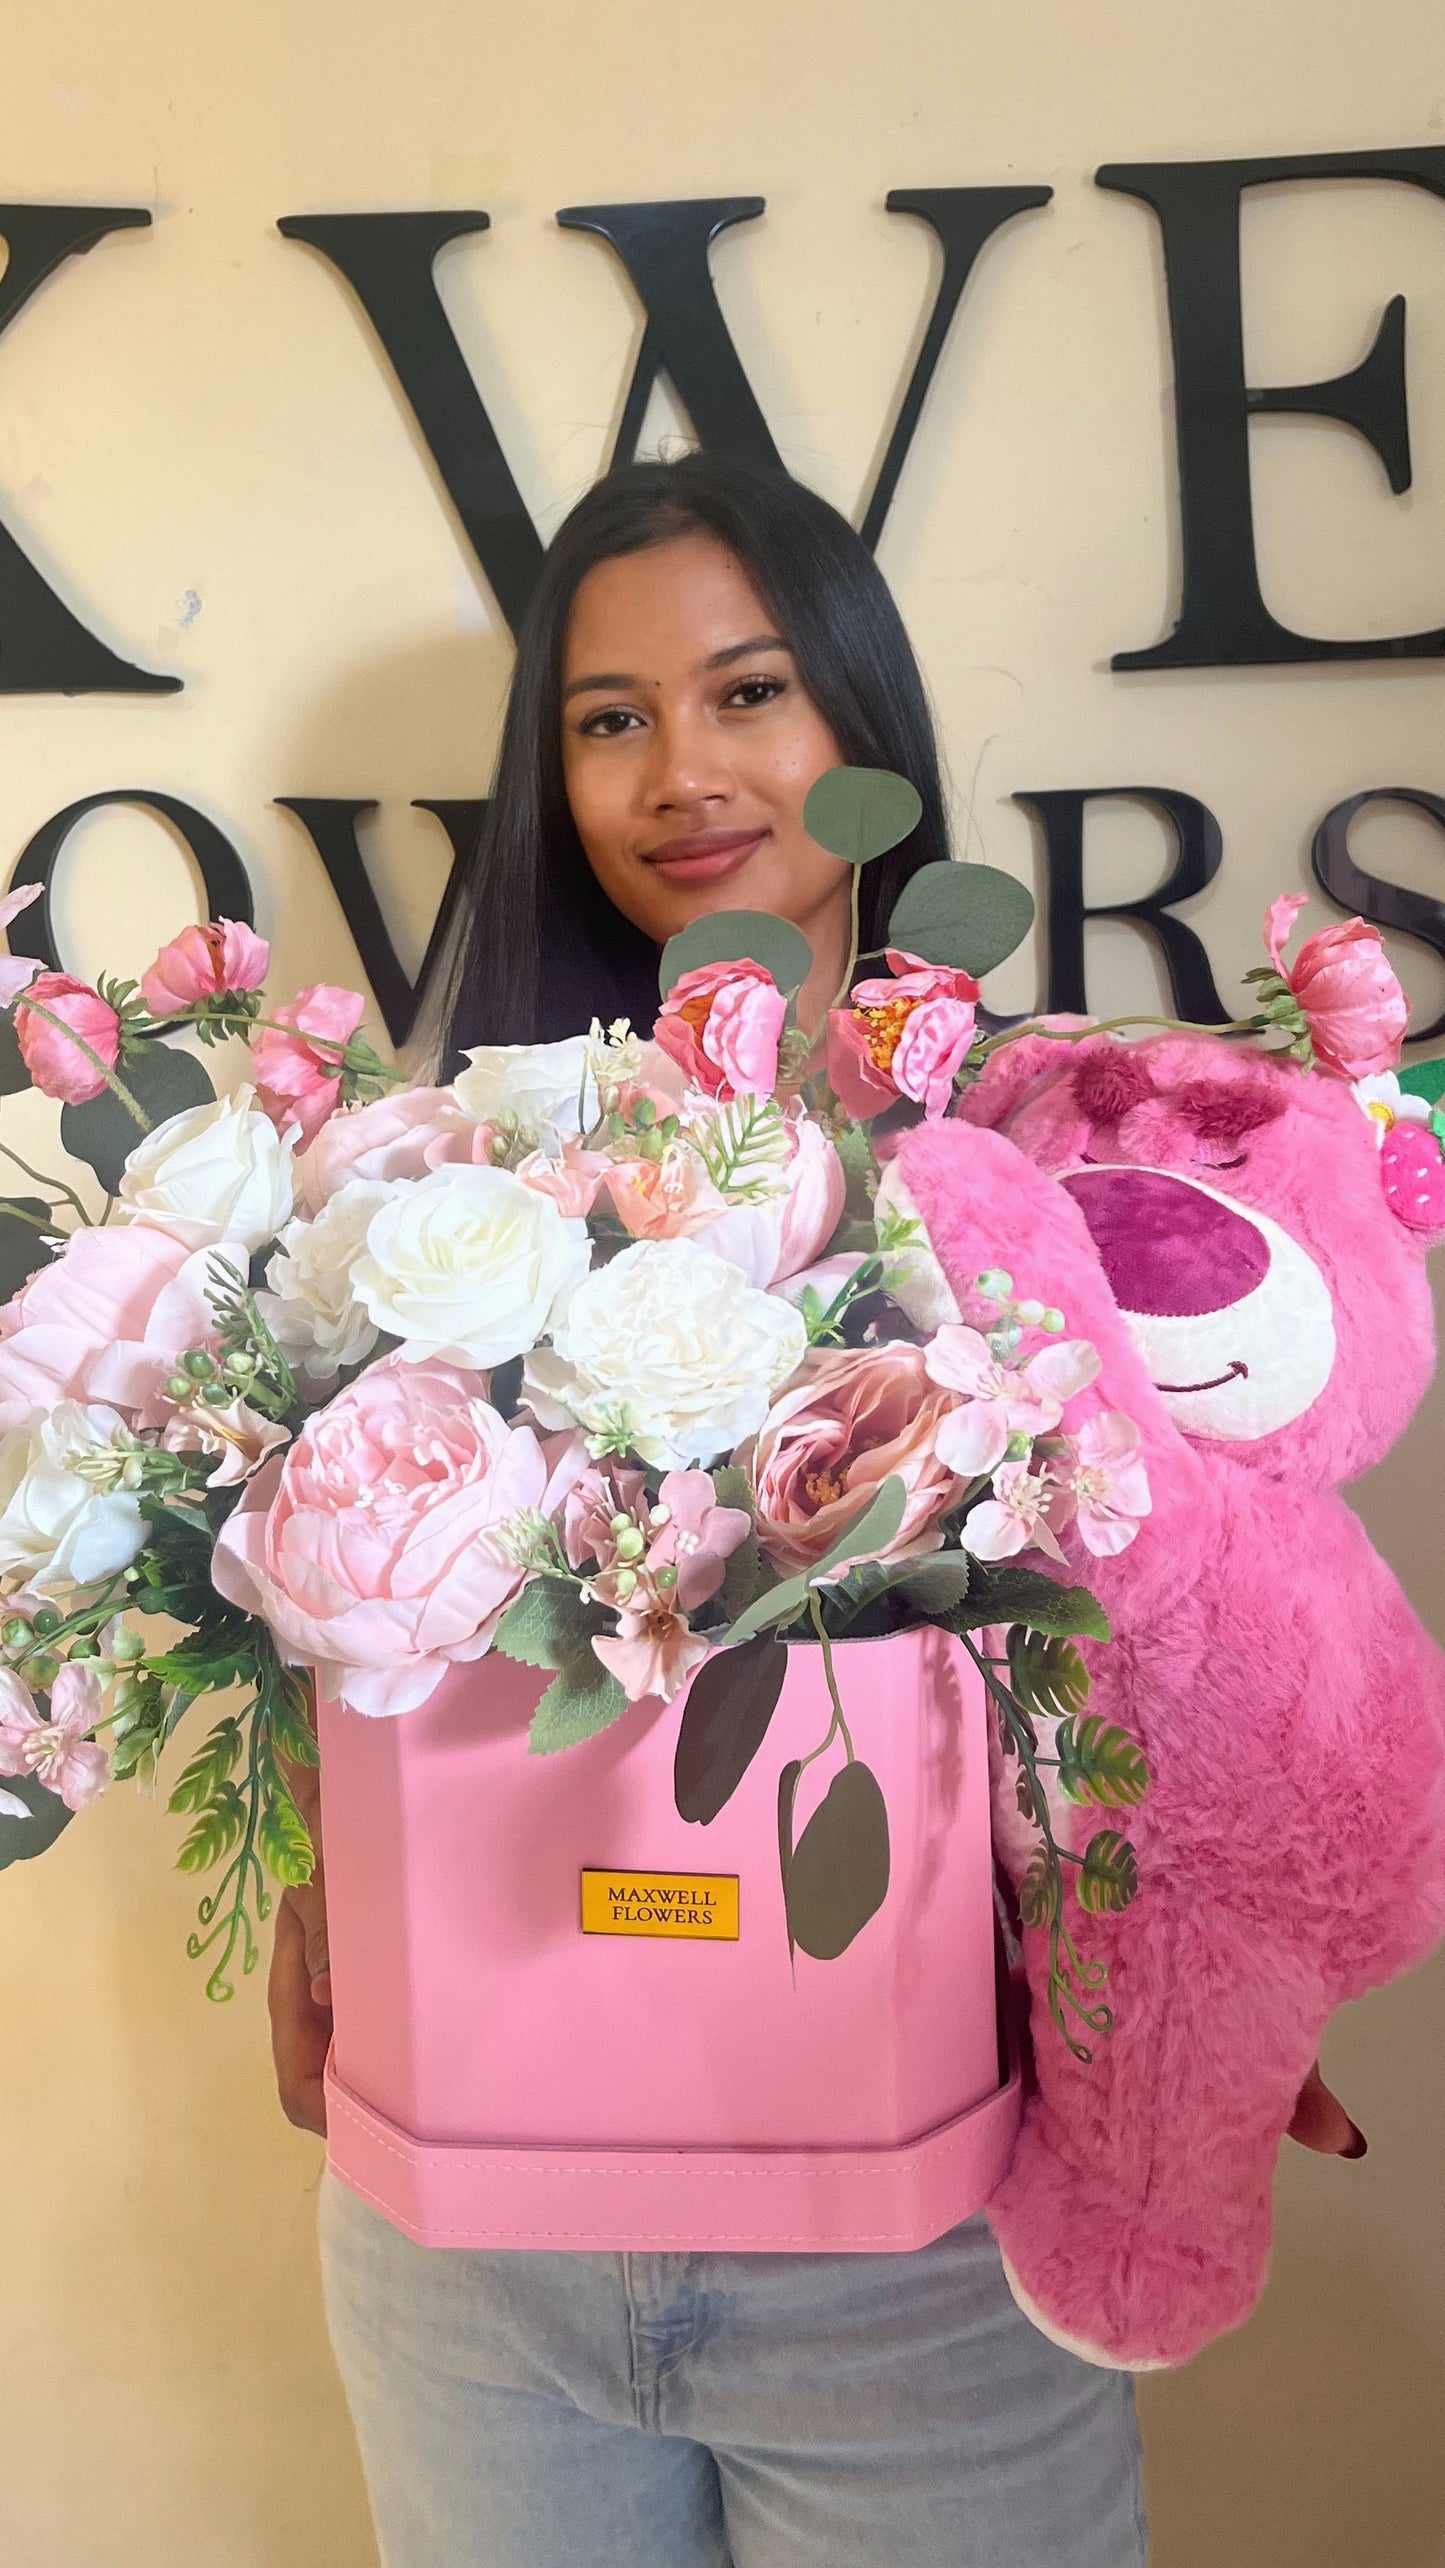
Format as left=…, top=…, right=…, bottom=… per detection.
left=524, top=1237, right=807, bottom=1470
left=350, top=1163, right=591, bottom=1369
left=258, top=1179, right=391, bottom=1387
left=451, top=1036, right=590, bottom=1147
left=118, top=1083, right=297, bottom=1252
left=0, top=1403, right=148, bottom=1593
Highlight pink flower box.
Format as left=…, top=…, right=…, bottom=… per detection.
left=321, top=1624, right=1020, bottom=2251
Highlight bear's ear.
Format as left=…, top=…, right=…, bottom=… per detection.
left=957, top=1023, right=1091, bottom=1129
left=1371, top=1066, right=1445, bottom=1244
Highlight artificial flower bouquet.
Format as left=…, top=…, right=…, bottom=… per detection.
left=1, top=769, right=1432, bottom=2074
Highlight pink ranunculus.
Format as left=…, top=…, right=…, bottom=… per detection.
left=926, top=1325, right=1100, bottom=1476
left=14, top=973, right=122, bottom=1104
left=1262, top=895, right=1409, bottom=1081
left=0, top=1662, right=110, bottom=1811
left=514, top=1139, right=610, bottom=1219
left=827, top=949, right=979, bottom=1121
left=0, top=1223, right=233, bottom=1434
left=211, top=1352, right=555, bottom=1717
left=296, top=1084, right=496, bottom=1212
left=1055, top=1409, right=1151, bottom=1557
left=252, top=982, right=367, bottom=1148
left=654, top=961, right=786, bottom=1100
left=140, top=919, right=270, bottom=1018
left=605, top=1144, right=728, bottom=1242
left=0, top=879, right=43, bottom=1007
left=748, top=1341, right=962, bottom=1575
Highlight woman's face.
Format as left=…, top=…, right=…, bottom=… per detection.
left=560, top=533, right=855, bottom=1011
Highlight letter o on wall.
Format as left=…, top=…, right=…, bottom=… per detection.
left=3, top=790, right=255, bottom=973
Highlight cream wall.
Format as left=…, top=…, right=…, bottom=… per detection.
left=1, top=2, right=1443, bottom=2560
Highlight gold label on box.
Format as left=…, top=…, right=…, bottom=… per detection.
left=580, top=1869, right=739, bottom=1940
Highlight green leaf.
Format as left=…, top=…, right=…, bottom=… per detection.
left=821, top=1544, right=972, bottom=1635
left=494, top=1576, right=602, bottom=1671
left=1397, top=1059, right=1445, bottom=1107
left=950, top=1561, right=1111, bottom=1642
left=257, top=1770, right=315, bottom=1887
left=777, top=1756, right=803, bottom=1965
left=720, top=1475, right=909, bottom=1647
left=527, top=1661, right=630, bottom=1755
left=0, top=1004, right=31, bottom=1097
left=167, top=1717, right=244, bottom=1814
left=1018, top=1845, right=1062, bottom=1929
left=692, top=1094, right=789, bottom=1201
left=659, top=909, right=813, bottom=998
left=175, top=1782, right=247, bottom=1872
left=886, top=860, right=1035, bottom=978
left=803, top=765, right=923, bottom=866
left=895, top=1552, right=974, bottom=1613
left=0, top=1768, right=74, bottom=1869
left=832, top=1118, right=878, bottom=1232
left=710, top=1466, right=766, bottom=1622
left=1076, top=1828, right=1140, bottom=1915
left=269, top=1678, right=320, bottom=1771
left=1055, top=1715, right=1150, bottom=1810
left=784, top=1758, right=891, bottom=1959
left=674, top=1633, right=787, bottom=1825
left=1007, top=1628, right=1090, bottom=1725
left=60, top=1043, right=216, bottom=1193
left=0, top=1197, right=58, bottom=1299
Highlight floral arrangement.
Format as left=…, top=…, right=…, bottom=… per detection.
left=0, top=774, right=1433, bottom=2059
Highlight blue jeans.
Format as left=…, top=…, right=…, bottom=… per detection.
left=320, top=2173, right=1148, bottom=2567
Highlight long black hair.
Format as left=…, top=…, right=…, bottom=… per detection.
left=434, top=452, right=951, bottom=1060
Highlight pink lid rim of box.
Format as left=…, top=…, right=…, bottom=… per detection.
left=324, top=2051, right=1023, bottom=2254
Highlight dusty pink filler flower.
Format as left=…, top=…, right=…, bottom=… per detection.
left=654, top=960, right=786, bottom=1100
left=565, top=1463, right=750, bottom=1705
left=211, top=1351, right=564, bottom=1716
left=0, top=1663, right=110, bottom=1811
left=252, top=982, right=367, bottom=1146
left=141, top=919, right=269, bottom=1017
left=15, top=972, right=122, bottom=1104
left=749, top=1342, right=961, bottom=1575
left=1263, top=895, right=1408, bottom=1082
left=827, top=949, right=979, bottom=1120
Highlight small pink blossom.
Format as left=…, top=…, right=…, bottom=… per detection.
left=252, top=982, right=367, bottom=1147
left=605, top=1145, right=727, bottom=1241
left=0, top=879, right=43, bottom=1007
left=15, top=972, right=122, bottom=1104
left=654, top=961, right=785, bottom=1100
left=514, top=1139, right=610, bottom=1218
left=0, top=1662, right=110, bottom=1811
left=1056, top=1410, right=1151, bottom=1557
left=592, top=1605, right=711, bottom=1705
left=644, top=1469, right=751, bottom=1613
left=1262, top=895, right=1408, bottom=1081
left=140, top=919, right=269, bottom=1018
left=162, top=1395, right=291, bottom=1488
left=959, top=1459, right=1068, bottom=1564
left=926, top=1326, right=1100, bottom=1475
left=827, top=949, right=979, bottom=1120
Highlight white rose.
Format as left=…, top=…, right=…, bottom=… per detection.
left=350, top=1164, right=591, bottom=1369
left=873, top=1160, right=961, bottom=1331
left=118, top=1083, right=297, bottom=1252
left=524, top=1237, right=807, bottom=1470
left=0, top=1403, right=147, bottom=1593
left=257, top=1179, right=390, bottom=1387
left=451, top=1036, right=590, bottom=1147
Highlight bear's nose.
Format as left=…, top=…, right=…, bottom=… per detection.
left=1061, top=1167, right=1270, bottom=1317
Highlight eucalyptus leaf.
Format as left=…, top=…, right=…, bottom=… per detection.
left=0, top=1197, right=57, bottom=1299
left=777, top=1756, right=803, bottom=1965
left=720, top=1475, right=909, bottom=1647
left=803, top=766, right=922, bottom=866
left=0, top=1006, right=30, bottom=1097
left=886, top=861, right=1035, bottom=978
left=785, top=1759, right=891, bottom=1959
left=659, top=909, right=813, bottom=998
left=60, top=1043, right=216, bottom=1194
left=0, top=1769, right=74, bottom=1870
left=674, top=1633, right=787, bottom=1824
left=527, top=1662, right=630, bottom=1755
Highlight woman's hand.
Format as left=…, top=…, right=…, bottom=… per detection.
left=267, top=1749, right=331, bottom=2138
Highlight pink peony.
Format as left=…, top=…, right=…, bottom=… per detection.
left=0, top=1663, right=110, bottom=1811
left=748, top=1342, right=962, bottom=1574
left=210, top=1351, right=560, bottom=1717
left=140, top=919, right=269, bottom=1018
left=926, top=1325, right=1100, bottom=1477
left=297, top=1083, right=498, bottom=1212
left=1262, top=895, right=1408, bottom=1081
left=699, top=1115, right=846, bottom=1287
left=0, top=1224, right=235, bottom=1434
left=0, top=879, right=43, bottom=1007
left=827, top=949, right=979, bottom=1121
left=654, top=960, right=786, bottom=1100
left=15, top=973, right=122, bottom=1104
left=252, top=982, right=367, bottom=1147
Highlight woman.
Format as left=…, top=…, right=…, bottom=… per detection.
left=272, top=453, right=1197, bottom=2565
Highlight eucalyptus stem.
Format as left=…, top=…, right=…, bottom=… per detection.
left=977, top=1010, right=1263, bottom=1062
left=808, top=1588, right=856, bottom=1764
left=0, top=1139, right=93, bottom=1225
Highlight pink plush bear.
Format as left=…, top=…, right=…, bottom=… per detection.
left=897, top=1032, right=1445, bottom=2370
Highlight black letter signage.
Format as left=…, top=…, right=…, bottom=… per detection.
left=1012, top=785, right=1231, bottom=1022
left=1312, top=787, right=1445, bottom=1044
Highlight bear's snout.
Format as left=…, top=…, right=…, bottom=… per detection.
left=1061, top=1168, right=1269, bottom=1316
